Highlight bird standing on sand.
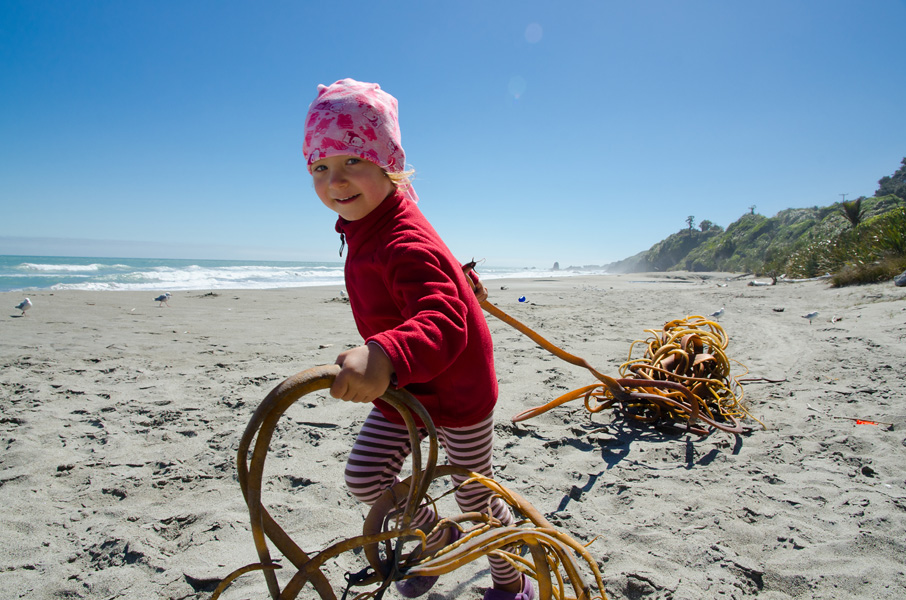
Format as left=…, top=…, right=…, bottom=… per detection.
left=154, top=292, right=172, bottom=307
left=15, top=298, right=32, bottom=316
left=708, top=307, right=725, bottom=320
left=802, top=311, right=819, bottom=324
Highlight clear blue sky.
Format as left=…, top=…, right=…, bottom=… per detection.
left=2, top=0, right=904, bottom=267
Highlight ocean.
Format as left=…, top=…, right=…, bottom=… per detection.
left=0, top=255, right=607, bottom=293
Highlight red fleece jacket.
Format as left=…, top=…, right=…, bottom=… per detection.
left=335, top=190, right=497, bottom=428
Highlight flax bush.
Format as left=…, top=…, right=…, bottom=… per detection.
left=782, top=203, right=906, bottom=285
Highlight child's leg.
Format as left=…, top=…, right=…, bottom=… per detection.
left=343, top=407, right=437, bottom=531
left=437, top=412, right=522, bottom=589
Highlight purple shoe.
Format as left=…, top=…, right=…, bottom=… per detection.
left=482, top=575, right=535, bottom=600
left=395, top=573, right=440, bottom=598
left=394, top=527, right=462, bottom=598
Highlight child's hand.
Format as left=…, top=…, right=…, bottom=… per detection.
left=472, top=278, right=489, bottom=303
left=462, top=261, right=488, bottom=303
left=331, top=344, right=394, bottom=403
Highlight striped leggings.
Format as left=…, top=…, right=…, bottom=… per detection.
left=344, top=406, right=521, bottom=587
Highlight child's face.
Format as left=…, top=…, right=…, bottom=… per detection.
left=311, top=155, right=395, bottom=221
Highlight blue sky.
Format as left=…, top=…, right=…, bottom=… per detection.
left=2, top=1, right=904, bottom=268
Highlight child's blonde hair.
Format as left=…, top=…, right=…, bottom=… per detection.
left=386, top=168, right=415, bottom=190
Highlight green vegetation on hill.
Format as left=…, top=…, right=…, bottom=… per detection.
left=604, top=158, right=906, bottom=286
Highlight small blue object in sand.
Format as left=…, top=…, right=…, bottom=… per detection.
left=518, top=296, right=526, bottom=303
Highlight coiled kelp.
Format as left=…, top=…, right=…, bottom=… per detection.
left=212, top=364, right=607, bottom=600
left=617, top=316, right=756, bottom=429
left=482, top=301, right=759, bottom=435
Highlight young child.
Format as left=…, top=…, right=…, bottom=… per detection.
left=303, top=78, right=534, bottom=600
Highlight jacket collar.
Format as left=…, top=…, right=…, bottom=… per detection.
left=335, top=189, right=405, bottom=245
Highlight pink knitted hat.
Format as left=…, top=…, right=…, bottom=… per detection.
left=303, top=78, right=417, bottom=203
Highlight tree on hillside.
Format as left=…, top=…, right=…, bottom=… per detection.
left=699, top=220, right=723, bottom=233
left=840, top=197, right=865, bottom=228
left=876, top=157, right=906, bottom=201
left=686, top=215, right=695, bottom=231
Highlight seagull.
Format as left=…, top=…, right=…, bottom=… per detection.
left=154, top=292, right=172, bottom=307
left=15, top=297, right=32, bottom=316
left=802, top=311, right=819, bottom=324
left=708, top=307, right=724, bottom=320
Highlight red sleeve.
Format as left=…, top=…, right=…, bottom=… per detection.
left=365, top=241, right=469, bottom=388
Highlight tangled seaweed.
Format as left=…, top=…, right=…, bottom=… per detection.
left=482, top=302, right=761, bottom=435
left=616, top=315, right=759, bottom=430
left=212, top=364, right=607, bottom=600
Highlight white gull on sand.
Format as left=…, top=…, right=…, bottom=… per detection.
left=15, top=298, right=32, bottom=316
left=708, top=307, right=724, bottom=320
left=154, top=293, right=172, bottom=307
left=802, top=311, right=819, bottom=324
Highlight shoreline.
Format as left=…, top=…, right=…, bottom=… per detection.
left=0, top=254, right=610, bottom=294
left=2, top=274, right=905, bottom=598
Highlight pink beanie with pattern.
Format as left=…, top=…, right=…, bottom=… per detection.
left=303, top=79, right=417, bottom=203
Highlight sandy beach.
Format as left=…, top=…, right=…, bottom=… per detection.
left=2, top=273, right=905, bottom=599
